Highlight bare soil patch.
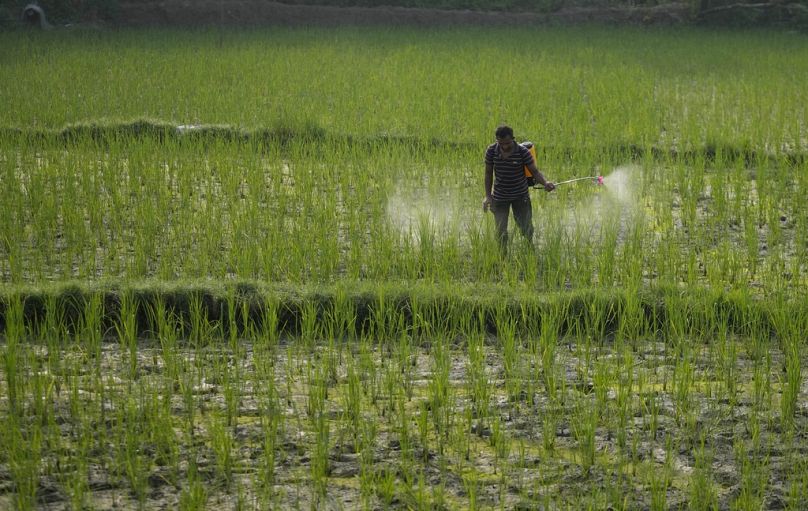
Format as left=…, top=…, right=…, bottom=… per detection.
left=115, top=1, right=691, bottom=27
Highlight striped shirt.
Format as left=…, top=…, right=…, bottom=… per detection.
left=485, top=142, right=534, bottom=200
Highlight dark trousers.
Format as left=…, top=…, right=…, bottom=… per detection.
left=492, top=195, right=534, bottom=250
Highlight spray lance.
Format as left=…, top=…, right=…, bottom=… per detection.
left=534, top=175, right=604, bottom=189
left=521, top=142, right=604, bottom=190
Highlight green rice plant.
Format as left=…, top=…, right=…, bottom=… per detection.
left=417, top=400, right=430, bottom=464
left=299, top=298, right=319, bottom=349
left=375, top=467, right=397, bottom=508
left=40, top=293, right=66, bottom=368
left=785, top=457, right=808, bottom=511
left=490, top=415, right=510, bottom=476
left=407, top=292, right=429, bottom=342
left=210, top=410, right=235, bottom=487
left=617, top=285, right=643, bottom=349
left=466, top=333, right=490, bottom=424
left=648, top=463, right=671, bottom=511
left=148, top=391, right=180, bottom=484
left=396, top=401, right=416, bottom=493
left=62, top=428, right=91, bottom=511
left=780, top=335, right=801, bottom=433
left=368, top=291, right=393, bottom=343
left=178, top=355, right=199, bottom=439
left=456, top=405, right=474, bottom=463
left=499, top=305, right=522, bottom=403
left=77, top=292, right=103, bottom=365
left=751, top=355, right=771, bottom=414
left=743, top=212, right=760, bottom=279
left=306, top=360, right=327, bottom=419
left=713, top=317, right=738, bottom=403
left=359, top=418, right=378, bottom=509
left=644, top=389, right=661, bottom=442
left=568, top=223, right=596, bottom=289
left=593, top=357, right=611, bottom=415
left=223, top=359, right=243, bottom=429
left=258, top=413, right=279, bottom=504
left=585, top=295, right=611, bottom=345
left=224, top=289, right=241, bottom=349
left=449, top=296, right=475, bottom=342
left=462, top=469, right=479, bottom=511
left=428, top=336, right=452, bottom=454
left=620, top=215, right=647, bottom=290
left=358, top=332, right=379, bottom=406
left=1, top=233, right=22, bottom=283
left=672, top=341, right=694, bottom=428
left=2, top=295, right=24, bottom=412
left=689, top=435, right=719, bottom=511
left=732, top=435, right=769, bottom=511
left=597, top=221, right=620, bottom=288
left=393, top=330, right=415, bottom=401
left=541, top=409, right=557, bottom=455
left=409, top=472, right=431, bottom=511
left=116, top=392, right=149, bottom=504
left=739, top=302, right=766, bottom=365
left=572, top=396, right=598, bottom=471
left=188, top=292, right=208, bottom=349
left=114, top=291, right=139, bottom=379
left=343, top=352, right=363, bottom=447
left=3, top=414, right=42, bottom=510
left=382, top=354, right=403, bottom=420
left=467, top=221, right=500, bottom=281
left=256, top=295, right=280, bottom=357
left=27, top=355, right=54, bottom=431
left=154, top=298, right=183, bottom=384
left=179, top=457, right=208, bottom=511
left=539, top=302, right=562, bottom=402
left=539, top=222, right=566, bottom=289
left=326, top=285, right=357, bottom=341
left=615, top=348, right=635, bottom=453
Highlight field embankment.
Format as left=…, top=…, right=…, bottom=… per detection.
left=113, top=0, right=692, bottom=27
left=2, top=280, right=803, bottom=340
left=6, top=0, right=808, bottom=28
left=3, top=119, right=806, bottom=166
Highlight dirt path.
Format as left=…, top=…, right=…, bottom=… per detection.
left=116, top=1, right=690, bottom=27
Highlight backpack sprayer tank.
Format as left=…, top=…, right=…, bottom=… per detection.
left=520, top=141, right=538, bottom=187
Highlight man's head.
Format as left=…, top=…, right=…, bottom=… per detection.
left=495, top=125, right=515, bottom=151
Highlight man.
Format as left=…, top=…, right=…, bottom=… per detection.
left=483, top=125, right=555, bottom=250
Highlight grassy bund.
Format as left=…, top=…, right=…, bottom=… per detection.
left=2, top=26, right=808, bottom=509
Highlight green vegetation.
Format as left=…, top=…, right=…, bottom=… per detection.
left=1, top=26, right=808, bottom=509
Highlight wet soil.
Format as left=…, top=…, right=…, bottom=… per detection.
left=1, top=331, right=806, bottom=509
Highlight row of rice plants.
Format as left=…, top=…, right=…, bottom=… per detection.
left=2, top=136, right=806, bottom=296
left=2, top=287, right=808, bottom=508
left=1, top=27, right=806, bottom=151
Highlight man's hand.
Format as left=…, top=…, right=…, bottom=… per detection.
left=482, top=195, right=492, bottom=212
left=544, top=182, right=556, bottom=192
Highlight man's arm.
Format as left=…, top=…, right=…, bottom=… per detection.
left=483, top=162, right=494, bottom=211
left=526, top=161, right=555, bottom=191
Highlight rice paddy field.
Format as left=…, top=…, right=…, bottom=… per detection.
left=2, top=26, right=808, bottom=510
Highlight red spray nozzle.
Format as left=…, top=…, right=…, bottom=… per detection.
left=597, top=176, right=604, bottom=186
